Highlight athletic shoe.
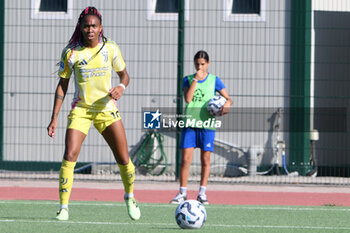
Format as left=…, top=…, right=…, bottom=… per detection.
left=170, top=192, right=187, bottom=204
left=125, top=197, right=141, bottom=220
left=56, top=208, right=69, bottom=221
left=197, top=194, right=209, bottom=205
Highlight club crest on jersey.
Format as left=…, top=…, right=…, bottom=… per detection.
left=79, top=59, right=88, bottom=66
left=102, top=51, right=108, bottom=62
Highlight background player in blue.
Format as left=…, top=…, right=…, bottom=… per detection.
left=171, top=50, right=232, bottom=205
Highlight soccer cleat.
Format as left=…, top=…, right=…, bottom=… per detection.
left=197, top=194, right=209, bottom=205
left=170, top=192, right=187, bottom=204
left=56, top=208, right=69, bottom=221
left=125, top=197, right=141, bottom=220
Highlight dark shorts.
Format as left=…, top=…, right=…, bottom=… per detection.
left=180, top=127, right=215, bottom=152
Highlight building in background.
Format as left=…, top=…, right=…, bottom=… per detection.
left=0, top=0, right=349, bottom=178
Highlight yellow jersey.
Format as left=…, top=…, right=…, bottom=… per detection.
left=58, top=38, right=126, bottom=111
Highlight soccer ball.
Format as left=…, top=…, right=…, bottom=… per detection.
left=207, top=95, right=227, bottom=116
left=175, top=200, right=207, bottom=229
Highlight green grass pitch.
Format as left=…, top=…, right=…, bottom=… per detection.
left=1, top=200, right=350, bottom=232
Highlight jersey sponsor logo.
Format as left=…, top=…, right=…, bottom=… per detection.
left=89, top=72, right=106, bottom=78
left=79, top=67, right=109, bottom=73
left=80, top=67, right=109, bottom=79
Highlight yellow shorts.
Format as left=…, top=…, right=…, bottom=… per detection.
left=67, top=107, right=122, bottom=135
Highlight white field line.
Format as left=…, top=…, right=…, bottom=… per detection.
left=1, top=201, right=350, bottom=230
left=0, top=219, right=350, bottom=231
left=1, top=200, right=350, bottom=212
left=0, top=200, right=350, bottom=212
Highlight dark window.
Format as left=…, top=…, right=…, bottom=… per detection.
left=231, top=0, right=260, bottom=14
left=39, top=0, right=67, bottom=12
left=155, top=0, right=178, bottom=13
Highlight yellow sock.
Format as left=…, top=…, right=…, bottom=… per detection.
left=59, top=159, right=76, bottom=205
left=118, top=158, right=135, bottom=196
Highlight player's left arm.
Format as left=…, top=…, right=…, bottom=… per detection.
left=215, top=76, right=232, bottom=115
left=109, top=43, right=129, bottom=101
left=109, top=68, right=130, bottom=101
left=218, top=88, right=233, bottom=115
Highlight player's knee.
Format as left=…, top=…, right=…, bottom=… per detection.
left=201, top=157, right=211, bottom=167
left=115, top=155, right=130, bottom=165
left=63, top=151, right=79, bottom=162
left=181, top=158, right=192, bottom=167
left=201, top=161, right=210, bottom=168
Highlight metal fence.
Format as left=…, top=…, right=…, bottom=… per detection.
left=1, top=0, right=350, bottom=184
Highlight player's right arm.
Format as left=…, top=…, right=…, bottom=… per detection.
left=184, top=76, right=197, bottom=104
left=184, top=83, right=196, bottom=103
left=47, top=78, right=69, bottom=138
left=184, top=70, right=207, bottom=103
left=48, top=47, right=73, bottom=138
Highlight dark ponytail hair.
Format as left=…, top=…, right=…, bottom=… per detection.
left=61, top=6, right=107, bottom=70
left=194, top=50, right=209, bottom=62
left=68, top=6, right=106, bottom=46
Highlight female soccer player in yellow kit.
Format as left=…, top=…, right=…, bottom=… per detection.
left=47, top=6, right=140, bottom=221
